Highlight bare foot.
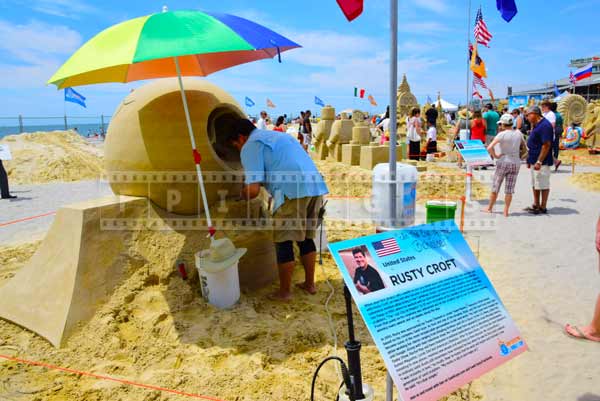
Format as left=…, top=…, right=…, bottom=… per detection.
left=565, top=324, right=600, bottom=342
left=481, top=208, right=492, bottom=213
left=296, top=282, right=317, bottom=295
left=504, top=210, right=509, bottom=217
left=267, top=291, right=292, bottom=302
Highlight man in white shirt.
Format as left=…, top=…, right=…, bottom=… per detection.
left=426, top=122, right=437, bottom=162
left=541, top=100, right=556, bottom=129
left=256, top=111, right=268, bottom=130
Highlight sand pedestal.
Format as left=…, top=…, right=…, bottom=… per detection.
left=342, top=144, right=362, bottom=166
left=0, top=195, right=277, bottom=347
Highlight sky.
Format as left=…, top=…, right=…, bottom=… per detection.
left=0, top=0, right=599, bottom=123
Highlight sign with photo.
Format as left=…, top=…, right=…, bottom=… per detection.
left=328, top=222, right=527, bottom=401
left=454, top=140, right=492, bottom=166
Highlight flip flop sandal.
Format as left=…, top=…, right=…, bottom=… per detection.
left=565, top=324, right=600, bottom=343
left=524, top=206, right=539, bottom=213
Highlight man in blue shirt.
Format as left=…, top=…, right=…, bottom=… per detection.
left=226, top=119, right=329, bottom=301
left=525, top=106, right=553, bottom=214
left=483, top=103, right=500, bottom=145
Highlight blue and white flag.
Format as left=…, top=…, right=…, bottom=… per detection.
left=245, top=96, right=255, bottom=107
left=64, top=87, right=86, bottom=108
left=314, top=96, right=325, bottom=107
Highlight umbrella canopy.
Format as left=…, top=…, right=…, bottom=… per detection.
left=48, top=10, right=300, bottom=89
left=435, top=98, right=459, bottom=112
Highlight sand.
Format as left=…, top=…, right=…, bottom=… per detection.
left=569, top=172, right=600, bottom=192
left=0, top=222, right=482, bottom=401
left=0, top=130, right=104, bottom=184
left=314, top=159, right=489, bottom=202
left=558, top=148, right=600, bottom=167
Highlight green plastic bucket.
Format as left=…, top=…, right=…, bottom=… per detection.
left=425, top=201, right=457, bottom=224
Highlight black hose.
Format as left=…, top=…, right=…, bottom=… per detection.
left=310, top=356, right=354, bottom=401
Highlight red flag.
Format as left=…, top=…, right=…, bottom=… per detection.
left=336, top=0, right=363, bottom=21
left=359, top=89, right=365, bottom=98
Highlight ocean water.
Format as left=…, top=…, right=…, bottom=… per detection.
left=0, top=123, right=107, bottom=139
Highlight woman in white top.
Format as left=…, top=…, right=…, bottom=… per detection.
left=482, top=114, right=527, bottom=217
left=407, top=107, right=422, bottom=161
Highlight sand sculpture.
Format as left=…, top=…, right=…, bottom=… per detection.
left=342, top=110, right=371, bottom=166
left=583, top=100, right=600, bottom=147
left=327, top=112, right=354, bottom=162
left=557, top=94, right=588, bottom=127
left=397, top=74, right=420, bottom=121
left=0, top=79, right=278, bottom=347
left=313, top=105, right=335, bottom=160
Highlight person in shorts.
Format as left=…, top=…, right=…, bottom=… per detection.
left=482, top=114, right=526, bottom=216
left=226, top=118, right=329, bottom=301
left=524, top=106, right=554, bottom=214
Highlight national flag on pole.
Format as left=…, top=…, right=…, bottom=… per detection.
left=473, top=74, right=489, bottom=90
left=574, top=63, right=593, bottom=81
left=569, top=71, right=577, bottom=85
left=314, top=96, right=325, bottom=107
left=368, top=94, right=377, bottom=106
left=474, top=7, right=493, bottom=47
left=354, top=87, right=365, bottom=98
left=266, top=98, right=276, bottom=108
left=469, top=43, right=487, bottom=78
left=64, top=87, right=86, bottom=108
left=372, top=238, right=401, bottom=257
left=245, top=97, right=255, bottom=107
left=336, top=0, right=363, bottom=21
left=496, top=0, right=518, bottom=22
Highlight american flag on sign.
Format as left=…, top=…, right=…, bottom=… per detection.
left=474, top=7, right=493, bottom=47
left=372, top=238, right=401, bottom=257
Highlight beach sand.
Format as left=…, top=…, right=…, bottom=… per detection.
left=1, top=132, right=600, bottom=400
left=0, top=130, right=103, bottom=184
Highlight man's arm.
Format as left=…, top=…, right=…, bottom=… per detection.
left=535, top=141, right=552, bottom=170
left=240, top=183, right=261, bottom=200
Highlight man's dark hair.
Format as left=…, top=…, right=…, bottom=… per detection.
left=410, top=107, right=420, bottom=117
left=305, top=110, right=311, bottom=116
left=550, top=102, right=558, bottom=112
left=224, top=118, right=256, bottom=144
left=486, top=103, right=493, bottom=110
left=352, top=248, right=365, bottom=257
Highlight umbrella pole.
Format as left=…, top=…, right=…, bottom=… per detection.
left=174, top=57, right=215, bottom=239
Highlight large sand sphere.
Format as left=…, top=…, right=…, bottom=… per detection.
left=105, top=78, right=245, bottom=215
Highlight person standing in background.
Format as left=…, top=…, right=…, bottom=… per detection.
left=483, top=103, right=500, bottom=145
left=273, top=116, right=286, bottom=132
left=470, top=109, right=487, bottom=144
left=257, top=111, right=268, bottom=130
left=524, top=106, right=554, bottom=215
left=303, top=110, right=313, bottom=150
left=550, top=102, right=564, bottom=171
left=0, top=159, right=16, bottom=199
left=407, top=108, right=422, bottom=161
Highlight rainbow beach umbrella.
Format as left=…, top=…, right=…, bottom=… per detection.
left=48, top=9, right=300, bottom=238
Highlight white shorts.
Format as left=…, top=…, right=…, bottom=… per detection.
left=531, top=165, right=551, bottom=190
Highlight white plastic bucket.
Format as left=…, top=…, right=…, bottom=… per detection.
left=195, top=250, right=240, bottom=309
left=371, top=163, right=418, bottom=228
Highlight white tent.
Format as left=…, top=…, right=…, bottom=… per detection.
left=435, top=98, right=459, bottom=112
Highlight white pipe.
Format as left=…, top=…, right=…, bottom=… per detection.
left=174, top=57, right=214, bottom=234
left=389, top=0, right=398, bottom=228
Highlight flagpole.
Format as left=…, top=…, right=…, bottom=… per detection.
left=389, top=0, right=398, bottom=228
left=465, top=0, right=473, bottom=202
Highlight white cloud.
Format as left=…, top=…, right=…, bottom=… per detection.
left=11, top=0, right=98, bottom=18
left=413, top=0, right=447, bottom=13
left=0, top=20, right=82, bottom=88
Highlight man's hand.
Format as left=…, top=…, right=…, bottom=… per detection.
left=240, top=183, right=261, bottom=200
left=534, top=162, right=541, bottom=171
left=355, top=282, right=370, bottom=294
